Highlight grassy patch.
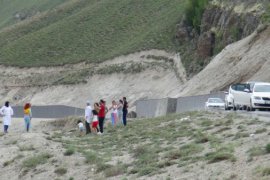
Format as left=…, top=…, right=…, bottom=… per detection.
left=165, top=143, right=204, bottom=160
left=255, top=128, right=267, bottom=134
left=262, top=167, right=270, bottom=176
left=18, top=145, right=35, bottom=151
left=3, top=154, right=24, bottom=167
left=266, top=144, right=270, bottom=153
left=205, top=146, right=236, bottom=163
left=104, top=163, right=127, bottom=177
left=22, top=153, right=52, bottom=169
left=0, top=0, right=187, bottom=67
left=234, top=132, right=249, bottom=140
left=248, top=147, right=266, bottom=157
left=5, top=140, right=18, bottom=145
left=54, top=167, right=68, bottom=175
left=185, top=0, right=209, bottom=33
left=64, top=146, right=75, bottom=156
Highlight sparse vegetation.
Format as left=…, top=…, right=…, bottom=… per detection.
left=255, top=128, right=267, bottom=134
left=54, top=167, right=67, bottom=175
left=205, top=146, right=236, bottom=163
left=18, top=145, right=35, bottom=151
left=185, top=0, right=209, bottom=33
left=266, top=144, right=270, bottom=153
left=262, top=167, right=270, bottom=176
left=248, top=147, right=266, bottom=157
left=3, top=154, right=24, bottom=167
left=13, top=111, right=268, bottom=178
left=5, top=140, right=17, bottom=145
left=64, top=146, right=75, bottom=156
left=22, top=153, right=52, bottom=169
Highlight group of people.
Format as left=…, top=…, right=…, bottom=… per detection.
left=0, top=101, right=32, bottom=134
left=80, top=97, right=128, bottom=135
left=1, top=97, right=128, bottom=135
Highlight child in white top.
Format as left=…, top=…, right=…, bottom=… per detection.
left=77, top=120, right=84, bottom=136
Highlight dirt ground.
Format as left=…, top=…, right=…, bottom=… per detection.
left=1, top=111, right=270, bottom=180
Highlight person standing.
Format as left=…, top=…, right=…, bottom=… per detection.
left=0, top=101, right=14, bottom=134
left=23, top=103, right=32, bottom=132
left=109, top=100, right=118, bottom=126
left=117, top=100, right=123, bottom=125
left=98, top=99, right=106, bottom=134
left=91, top=103, right=99, bottom=134
left=122, top=97, right=128, bottom=126
left=85, top=101, right=92, bottom=134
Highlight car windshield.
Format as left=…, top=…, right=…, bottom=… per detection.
left=254, top=85, right=270, bottom=92
left=208, top=98, right=223, bottom=103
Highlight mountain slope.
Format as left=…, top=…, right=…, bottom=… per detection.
left=0, top=0, right=67, bottom=29
left=178, top=25, right=270, bottom=96
left=0, top=0, right=187, bottom=67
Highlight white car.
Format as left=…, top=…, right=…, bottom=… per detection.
left=249, top=83, right=270, bottom=111
left=228, top=82, right=262, bottom=111
left=205, top=98, right=225, bottom=110
left=225, top=92, right=233, bottom=110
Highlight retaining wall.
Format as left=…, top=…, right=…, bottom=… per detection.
left=136, top=98, right=177, bottom=118
left=136, top=92, right=225, bottom=118
left=12, top=105, right=84, bottom=119
left=176, top=92, right=225, bottom=113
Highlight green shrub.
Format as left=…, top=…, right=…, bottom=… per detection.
left=255, top=128, right=267, bottom=134
left=22, top=153, right=52, bottom=169
left=54, top=167, right=67, bottom=175
left=248, top=147, right=266, bottom=157
left=262, top=167, right=270, bottom=176
left=185, top=0, right=209, bottom=33
left=265, top=144, right=270, bottom=153
left=64, top=146, right=75, bottom=156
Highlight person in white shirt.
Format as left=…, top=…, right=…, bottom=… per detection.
left=0, top=101, right=14, bottom=134
left=85, top=101, right=92, bottom=134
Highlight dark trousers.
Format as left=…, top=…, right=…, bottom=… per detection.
left=26, top=123, right=30, bottom=132
left=85, top=121, right=91, bottom=134
left=98, top=117, right=105, bottom=133
left=123, top=110, right=128, bottom=126
left=4, top=125, right=8, bottom=133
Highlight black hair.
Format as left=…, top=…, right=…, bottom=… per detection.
left=119, top=99, right=123, bottom=103
left=100, top=99, right=105, bottom=103
left=5, top=101, right=9, bottom=107
left=77, top=120, right=82, bottom=124
left=123, top=97, right=126, bottom=100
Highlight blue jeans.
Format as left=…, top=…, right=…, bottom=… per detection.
left=24, top=116, right=31, bottom=132
left=4, top=125, right=8, bottom=133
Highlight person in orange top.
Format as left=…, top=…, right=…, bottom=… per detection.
left=24, top=103, right=32, bottom=132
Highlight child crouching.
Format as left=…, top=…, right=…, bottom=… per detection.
left=77, top=120, right=84, bottom=136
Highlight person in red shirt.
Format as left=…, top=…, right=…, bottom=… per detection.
left=98, top=99, right=106, bottom=134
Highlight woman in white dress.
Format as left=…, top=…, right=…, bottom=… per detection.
left=0, top=101, right=14, bottom=134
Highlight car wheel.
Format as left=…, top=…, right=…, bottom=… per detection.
left=233, top=102, right=237, bottom=111
left=250, top=100, right=255, bottom=111
left=225, top=104, right=229, bottom=111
